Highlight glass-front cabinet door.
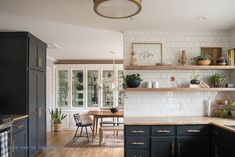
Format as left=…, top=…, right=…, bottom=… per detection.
left=118, top=70, right=124, bottom=107
left=72, top=70, right=84, bottom=107
left=102, top=70, right=114, bottom=108
left=56, top=70, right=69, bottom=107
left=87, top=70, right=99, bottom=108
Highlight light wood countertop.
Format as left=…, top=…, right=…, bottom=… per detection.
left=124, top=117, right=235, bottom=133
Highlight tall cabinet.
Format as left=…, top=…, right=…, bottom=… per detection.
left=0, top=32, right=47, bottom=157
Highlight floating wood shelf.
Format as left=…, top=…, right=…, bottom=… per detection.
left=125, top=65, right=235, bottom=70
left=126, top=88, right=235, bottom=92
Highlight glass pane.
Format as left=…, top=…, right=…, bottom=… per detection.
left=102, top=70, right=114, bottom=107
left=87, top=70, right=99, bottom=107
left=72, top=70, right=84, bottom=107
left=57, top=70, right=69, bottom=107
left=118, top=70, right=124, bottom=107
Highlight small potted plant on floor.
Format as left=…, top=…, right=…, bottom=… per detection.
left=195, top=54, right=212, bottom=65
left=209, top=73, right=226, bottom=87
left=123, top=73, right=142, bottom=88
left=50, top=108, right=67, bottom=132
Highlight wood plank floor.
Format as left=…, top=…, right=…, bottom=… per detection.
left=37, top=130, right=124, bottom=157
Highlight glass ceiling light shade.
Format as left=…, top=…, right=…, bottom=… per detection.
left=93, top=0, right=142, bottom=19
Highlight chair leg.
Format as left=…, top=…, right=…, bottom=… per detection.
left=73, top=126, right=79, bottom=141
left=85, top=126, right=89, bottom=142
left=80, top=126, right=83, bottom=136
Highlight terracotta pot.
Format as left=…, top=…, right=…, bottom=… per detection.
left=196, top=60, right=211, bottom=66
left=54, top=123, right=62, bottom=132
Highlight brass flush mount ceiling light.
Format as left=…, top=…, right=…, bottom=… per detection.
left=93, top=0, right=142, bottom=19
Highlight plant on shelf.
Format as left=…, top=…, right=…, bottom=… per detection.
left=195, top=54, right=212, bottom=65
left=190, top=71, right=200, bottom=84
left=50, top=108, right=67, bottom=132
left=231, top=102, right=235, bottom=117
left=123, top=73, right=142, bottom=88
left=209, top=73, right=226, bottom=87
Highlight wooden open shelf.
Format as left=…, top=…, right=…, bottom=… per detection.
left=125, top=65, right=235, bottom=70
left=126, top=88, right=235, bottom=92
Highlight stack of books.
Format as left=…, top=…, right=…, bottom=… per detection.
left=225, top=48, right=235, bottom=65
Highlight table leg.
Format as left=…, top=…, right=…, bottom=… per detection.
left=95, top=117, right=98, bottom=135
left=92, top=116, right=96, bottom=140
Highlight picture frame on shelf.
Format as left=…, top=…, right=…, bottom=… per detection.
left=132, top=42, right=162, bottom=65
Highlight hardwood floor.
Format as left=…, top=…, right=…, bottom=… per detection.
left=37, top=130, right=124, bottom=157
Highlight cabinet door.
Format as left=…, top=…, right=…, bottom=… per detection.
left=87, top=70, right=99, bottom=108
left=37, top=71, right=46, bottom=150
left=13, top=130, right=28, bottom=157
left=151, top=137, right=175, bottom=157
left=56, top=70, right=69, bottom=107
left=72, top=70, right=84, bottom=107
left=102, top=70, right=114, bottom=107
left=28, top=70, right=38, bottom=157
left=29, top=38, right=46, bottom=71
left=221, top=142, right=235, bottom=157
left=177, top=136, right=210, bottom=157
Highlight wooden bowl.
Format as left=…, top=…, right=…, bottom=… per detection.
left=196, top=60, right=211, bottom=66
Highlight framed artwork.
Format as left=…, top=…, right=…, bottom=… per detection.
left=132, top=43, right=163, bottom=65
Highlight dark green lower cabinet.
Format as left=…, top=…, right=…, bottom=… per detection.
left=151, top=137, right=175, bottom=157
left=126, top=150, right=150, bottom=157
left=177, top=136, right=210, bottom=157
left=13, top=129, right=28, bottom=157
left=221, top=142, right=235, bottom=157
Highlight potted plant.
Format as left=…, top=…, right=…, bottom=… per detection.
left=190, top=71, right=200, bottom=84
left=123, top=73, right=142, bottom=88
left=230, top=102, right=235, bottom=117
left=209, top=73, right=226, bottom=87
left=195, top=54, right=212, bottom=65
left=50, top=108, right=67, bottom=132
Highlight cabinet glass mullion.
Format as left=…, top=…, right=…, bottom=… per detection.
left=72, top=70, right=84, bottom=107
left=87, top=70, right=99, bottom=107
left=56, top=70, right=69, bottom=107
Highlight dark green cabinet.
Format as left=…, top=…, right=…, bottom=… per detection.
left=151, top=137, right=175, bottom=157
left=177, top=136, right=210, bottom=157
left=0, top=32, right=47, bottom=157
left=12, top=118, right=28, bottom=157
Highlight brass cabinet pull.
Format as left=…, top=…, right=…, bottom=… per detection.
left=16, top=125, right=24, bottom=129
left=215, top=145, right=219, bottom=157
left=131, top=142, right=145, bottom=145
left=38, top=57, right=42, bottom=67
left=171, top=142, right=175, bottom=156
left=157, top=130, right=171, bottom=133
left=38, top=107, right=42, bottom=117
left=131, top=130, right=144, bottom=133
left=177, top=142, right=181, bottom=157
left=187, top=129, right=200, bottom=133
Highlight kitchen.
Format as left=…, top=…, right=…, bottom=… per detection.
left=1, top=0, right=235, bottom=157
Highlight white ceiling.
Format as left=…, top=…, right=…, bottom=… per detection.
left=0, top=0, right=235, bottom=60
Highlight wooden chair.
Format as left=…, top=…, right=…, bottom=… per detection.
left=73, top=113, right=93, bottom=142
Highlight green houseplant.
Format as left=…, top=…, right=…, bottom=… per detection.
left=50, top=108, right=67, bottom=132
left=209, top=73, right=226, bottom=87
left=190, top=71, right=200, bottom=84
left=123, top=73, right=142, bottom=88
left=195, top=54, right=212, bottom=65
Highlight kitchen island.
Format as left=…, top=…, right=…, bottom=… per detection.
left=124, top=117, right=235, bottom=157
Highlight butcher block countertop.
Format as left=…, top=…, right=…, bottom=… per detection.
left=124, top=117, right=235, bottom=133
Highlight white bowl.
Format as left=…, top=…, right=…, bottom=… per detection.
left=231, top=111, right=235, bottom=117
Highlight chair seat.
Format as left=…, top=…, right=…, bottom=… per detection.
left=76, top=122, right=93, bottom=127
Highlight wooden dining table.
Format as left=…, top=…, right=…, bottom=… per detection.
left=87, top=110, right=124, bottom=138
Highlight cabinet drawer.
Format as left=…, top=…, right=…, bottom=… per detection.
left=177, top=125, right=209, bottom=136
left=125, top=137, right=149, bottom=149
left=125, top=126, right=150, bottom=136
left=13, top=119, right=27, bottom=134
left=152, top=126, right=175, bottom=136
left=126, top=150, right=149, bottom=157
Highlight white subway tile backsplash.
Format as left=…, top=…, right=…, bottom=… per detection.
left=124, top=30, right=233, bottom=117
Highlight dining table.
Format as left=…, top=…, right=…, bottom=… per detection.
left=87, top=110, right=124, bottom=138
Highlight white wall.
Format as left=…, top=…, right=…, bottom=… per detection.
left=231, top=28, right=235, bottom=48
left=46, top=56, right=56, bottom=132
left=124, top=30, right=231, bottom=117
